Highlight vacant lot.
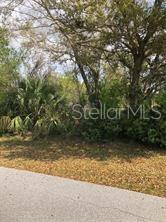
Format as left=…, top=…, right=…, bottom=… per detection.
left=0, top=136, right=165, bottom=197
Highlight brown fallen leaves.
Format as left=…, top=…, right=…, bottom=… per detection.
left=0, top=136, right=165, bottom=197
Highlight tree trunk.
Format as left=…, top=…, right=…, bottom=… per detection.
left=74, top=50, right=101, bottom=108
left=129, top=55, right=144, bottom=110
left=129, top=75, right=140, bottom=110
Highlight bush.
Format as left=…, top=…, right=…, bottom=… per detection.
left=0, top=116, right=11, bottom=134
left=77, top=111, right=122, bottom=142
left=10, top=116, right=24, bottom=134
left=121, top=106, right=166, bottom=148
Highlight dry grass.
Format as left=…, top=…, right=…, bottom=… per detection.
left=0, top=135, right=165, bottom=197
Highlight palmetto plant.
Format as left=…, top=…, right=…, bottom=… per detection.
left=0, top=116, right=11, bottom=133
left=10, top=116, right=24, bottom=133
left=17, top=77, right=45, bottom=119
left=33, top=117, right=58, bottom=138
left=12, top=76, right=65, bottom=136
left=24, top=116, right=33, bottom=131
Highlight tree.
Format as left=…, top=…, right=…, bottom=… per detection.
left=102, top=0, right=166, bottom=108
left=57, top=72, right=86, bottom=105
left=2, top=0, right=166, bottom=109
left=0, top=28, right=19, bottom=88
left=0, top=27, right=20, bottom=115
left=3, top=0, right=112, bottom=107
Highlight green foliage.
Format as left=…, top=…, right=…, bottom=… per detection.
left=57, top=73, right=86, bottom=105
left=33, top=117, right=59, bottom=138
left=0, top=70, right=165, bottom=147
left=0, top=28, right=20, bottom=117
left=121, top=104, right=166, bottom=148
left=74, top=94, right=166, bottom=147
left=77, top=110, right=122, bottom=142
left=16, top=76, right=64, bottom=119
left=47, top=118, right=58, bottom=135
left=0, top=116, right=11, bottom=133
left=24, top=116, right=33, bottom=131
left=148, top=129, right=158, bottom=144
left=0, top=28, right=19, bottom=92
left=80, top=118, right=122, bottom=142
left=2, top=76, right=66, bottom=137
left=100, top=73, right=126, bottom=108
left=0, top=88, right=19, bottom=117
left=0, top=25, right=164, bottom=146
left=33, top=118, right=48, bottom=138
left=10, top=116, right=24, bottom=133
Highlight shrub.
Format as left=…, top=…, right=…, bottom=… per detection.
left=121, top=106, right=166, bottom=148
left=10, top=116, right=24, bottom=134
left=0, top=116, right=11, bottom=134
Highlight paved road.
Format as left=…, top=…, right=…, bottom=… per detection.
left=0, top=167, right=165, bottom=222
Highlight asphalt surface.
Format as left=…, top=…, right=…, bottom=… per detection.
left=0, top=167, right=165, bottom=222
